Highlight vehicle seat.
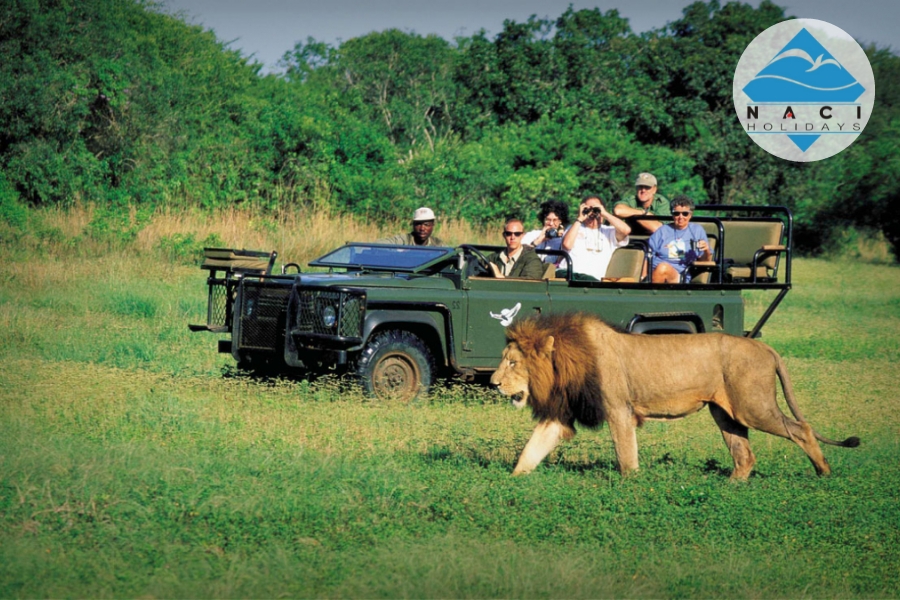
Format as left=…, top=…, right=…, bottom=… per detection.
left=722, top=221, right=785, bottom=282
left=200, top=247, right=277, bottom=276
left=602, top=247, right=645, bottom=283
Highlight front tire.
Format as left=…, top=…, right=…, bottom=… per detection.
left=356, top=330, right=434, bottom=401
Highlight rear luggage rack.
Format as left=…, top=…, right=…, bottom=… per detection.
left=188, top=248, right=277, bottom=332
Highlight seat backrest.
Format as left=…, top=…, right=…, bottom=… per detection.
left=604, top=248, right=645, bottom=281
left=201, top=248, right=277, bottom=276
left=541, top=262, right=557, bottom=280
left=722, top=221, right=783, bottom=269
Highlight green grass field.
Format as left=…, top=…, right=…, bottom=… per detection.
left=1, top=249, right=898, bottom=598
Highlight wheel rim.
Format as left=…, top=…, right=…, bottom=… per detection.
left=372, top=351, right=422, bottom=401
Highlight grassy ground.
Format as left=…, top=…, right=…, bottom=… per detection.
left=1, top=211, right=898, bottom=598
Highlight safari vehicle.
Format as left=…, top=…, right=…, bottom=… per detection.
left=189, top=205, right=793, bottom=401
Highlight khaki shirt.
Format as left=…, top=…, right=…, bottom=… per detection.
left=614, top=193, right=671, bottom=216
left=376, top=232, right=445, bottom=246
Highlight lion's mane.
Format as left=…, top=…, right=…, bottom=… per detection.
left=506, top=312, right=605, bottom=428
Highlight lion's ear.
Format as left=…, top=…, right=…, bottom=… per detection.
left=539, top=335, right=555, bottom=357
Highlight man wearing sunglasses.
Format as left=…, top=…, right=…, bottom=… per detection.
left=487, top=218, right=544, bottom=279
left=648, top=196, right=711, bottom=284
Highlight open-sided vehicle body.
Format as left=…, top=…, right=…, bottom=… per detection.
left=189, top=206, right=793, bottom=400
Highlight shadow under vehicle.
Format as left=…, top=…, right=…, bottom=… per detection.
left=189, top=205, right=793, bottom=401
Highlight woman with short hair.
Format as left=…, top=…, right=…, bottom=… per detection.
left=648, top=196, right=711, bottom=283
left=522, top=199, right=570, bottom=263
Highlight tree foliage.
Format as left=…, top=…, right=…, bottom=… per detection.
left=1, top=0, right=898, bottom=257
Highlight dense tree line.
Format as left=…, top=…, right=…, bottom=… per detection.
left=1, top=0, right=898, bottom=257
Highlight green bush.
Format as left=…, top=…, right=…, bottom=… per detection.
left=0, top=172, right=28, bottom=231
left=85, top=204, right=151, bottom=248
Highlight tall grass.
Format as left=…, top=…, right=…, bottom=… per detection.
left=30, top=202, right=495, bottom=267
left=1, top=207, right=898, bottom=598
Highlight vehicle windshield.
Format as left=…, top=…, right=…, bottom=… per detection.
left=310, top=243, right=456, bottom=271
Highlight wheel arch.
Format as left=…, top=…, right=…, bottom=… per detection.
left=362, top=309, right=448, bottom=369
left=627, top=312, right=705, bottom=335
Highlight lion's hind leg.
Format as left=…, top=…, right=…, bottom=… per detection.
left=709, top=404, right=756, bottom=480
left=779, top=419, right=831, bottom=476
left=747, top=413, right=831, bottom=476
left=512, top=420, right=574, bottom=475
left=728, top=385, right=832, bottom=477
left=785, top=417, right=831, bottom=475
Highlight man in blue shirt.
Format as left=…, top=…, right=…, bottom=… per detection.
left=648, top=196, right=711, bottom=283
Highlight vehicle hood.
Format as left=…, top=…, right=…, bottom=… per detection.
left=293, top=271, right=457, bottom=290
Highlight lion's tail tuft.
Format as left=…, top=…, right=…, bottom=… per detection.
left=831, top=435, right=860, bottom=448
left=813, top=432, right=861, bottom=448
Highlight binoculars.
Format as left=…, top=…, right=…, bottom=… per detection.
left=581, top=206, right=602, bottom=217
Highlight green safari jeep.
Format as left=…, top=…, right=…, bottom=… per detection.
left=189, top=205, right=793, bottom=400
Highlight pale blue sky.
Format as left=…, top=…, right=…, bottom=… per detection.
left=160, top=0, right=898, bottom=73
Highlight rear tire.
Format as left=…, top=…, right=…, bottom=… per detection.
left=356, top=330, right=434, bottom=401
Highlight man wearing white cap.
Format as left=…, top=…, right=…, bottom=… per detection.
left=613, top=172, right=670, bottom=235
left=377, top=207, right=445, bottom=246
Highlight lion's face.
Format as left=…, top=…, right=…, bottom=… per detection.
left=491, top=343, right=530, bottom=408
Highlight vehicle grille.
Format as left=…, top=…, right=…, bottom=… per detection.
left=237, top=281, right=291, bottom=351
left=294, top=288, right=366, bottom=339
left=208, top=280, right=230, bottom=327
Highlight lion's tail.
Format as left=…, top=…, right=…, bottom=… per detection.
left=773, top=350, right=861, bottom=448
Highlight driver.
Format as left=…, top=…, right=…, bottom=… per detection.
left=487, top=218, right=544, bottom=279
left=377, top=207, right=445, bottom=246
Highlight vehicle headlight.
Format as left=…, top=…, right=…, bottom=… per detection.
left=322, top=305, right=337, bottom=329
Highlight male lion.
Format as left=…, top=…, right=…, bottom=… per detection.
left=490, top=312, right=859, bottom=480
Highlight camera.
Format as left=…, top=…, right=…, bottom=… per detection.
left=546, top=227, right=559, bottom=239
left=582, top=206, right=602, bottom=217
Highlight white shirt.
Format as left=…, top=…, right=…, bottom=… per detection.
left=522, top=229, right=543, bottom=246
left=565, top=223, right=628, bottom=280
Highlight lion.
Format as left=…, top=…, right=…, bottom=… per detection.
left=490, top=312, right=859, bottom=480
